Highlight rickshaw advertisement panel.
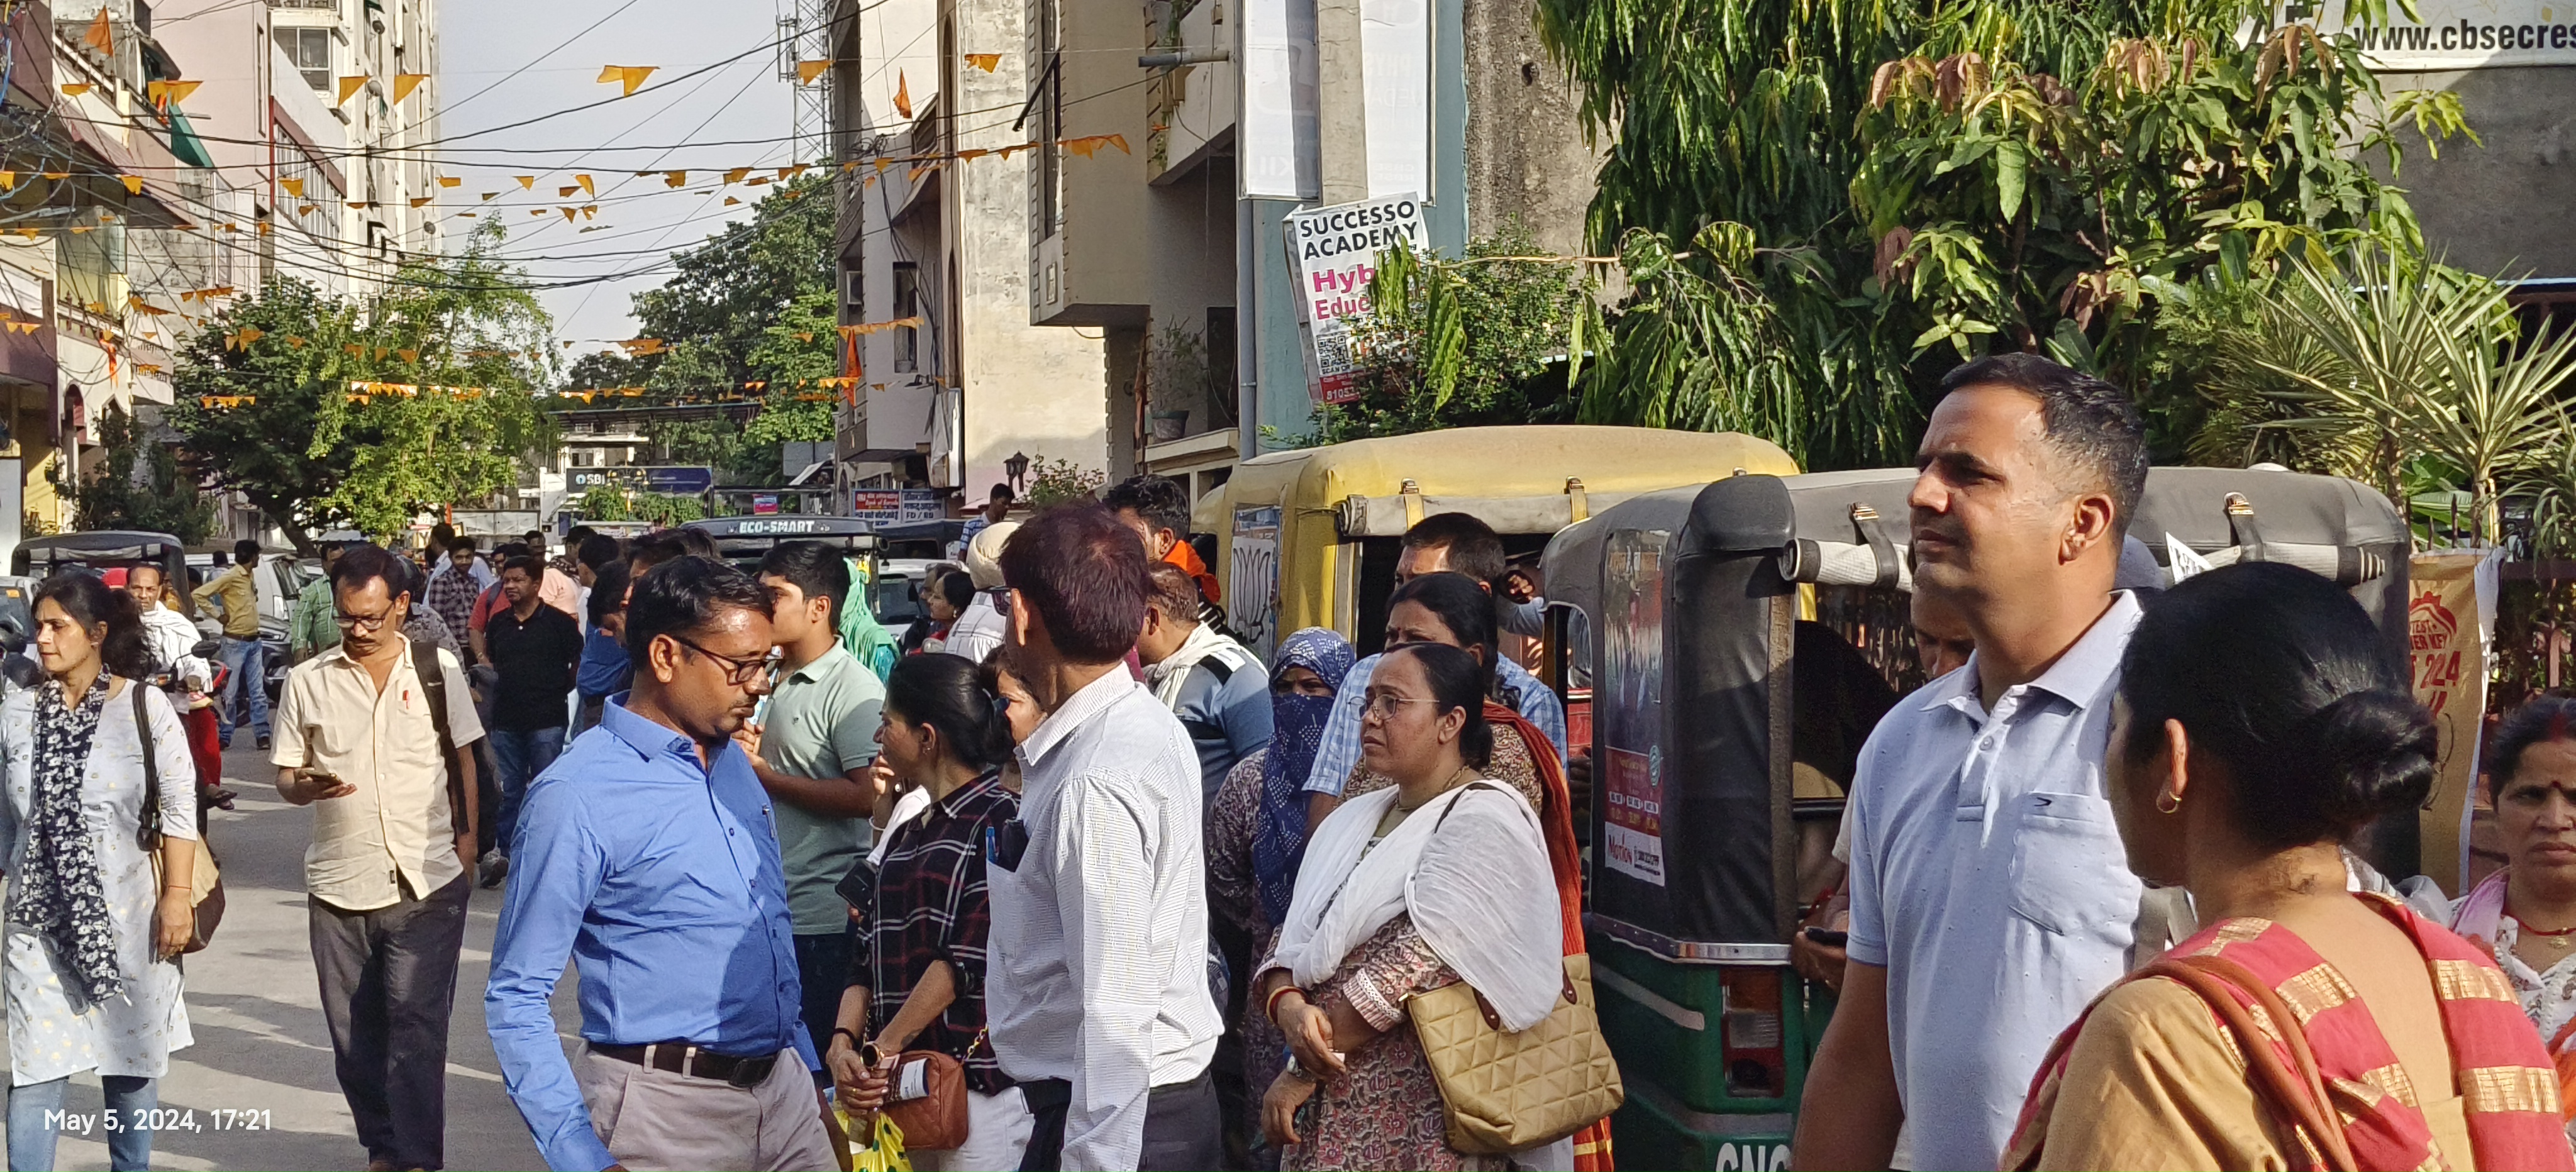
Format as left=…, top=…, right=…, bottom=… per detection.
left=1602, top=529, right=1668, bottom=887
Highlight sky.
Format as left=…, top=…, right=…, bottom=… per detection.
left=435, top=0, right=816, bottom=363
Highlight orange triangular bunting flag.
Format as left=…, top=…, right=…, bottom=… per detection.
left=893, top=70, right=913, bottom=119
left=397, top=349, right=418, bottom=362
left=597, top=65, right=657, bottom=96
left=577, top=174, right=596, bottom=195
left=281, top=177, right=305, bottom=197
left=410, top=196, right=432, bottom=207
left=725, top=167, right=751, bottom=184
left=60, top=83, right=91, bottom=97
left=966, top=53, right=1001, bottom=72
left=336, top=76, right=367, bottom=106
left=558, top=185, right=580, bottom=197
left=797, top=60, right=831, bottom=85
left=393, top=73, right=429, bottom=103
left=562, top=207, right=577, bottom=223
left=118, top=175, right=142, bottom=195
left=82, top=8, right=111, bottom=55
left=516, top=175, right=536, bottom=189
left=481, top=192, right=499, bottom=201
left=438, top=176, right=460, bottom=188
left=664, top=170, right=687, bottom=187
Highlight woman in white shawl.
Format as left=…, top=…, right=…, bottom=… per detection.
left=1252, top=643, right=1567, bottom=1172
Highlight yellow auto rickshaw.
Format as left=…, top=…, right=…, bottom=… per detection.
left=1193, top=426, right=1799, bottom=661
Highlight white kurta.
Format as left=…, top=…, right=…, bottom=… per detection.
left=0, top=681, right=197, bottom=1085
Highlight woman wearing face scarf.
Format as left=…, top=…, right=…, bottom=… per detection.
left=1208, top=627, right=1357, bottom=1163
left=0, top=573, right=197, bottom=1172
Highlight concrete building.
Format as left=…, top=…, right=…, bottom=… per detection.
left=828, top=0, right=1106, bottom=510
left=1023, top=0, right=1599, bottom=497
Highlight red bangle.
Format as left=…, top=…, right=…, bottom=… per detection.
left=1265, top=983, right=1306, bottom=1027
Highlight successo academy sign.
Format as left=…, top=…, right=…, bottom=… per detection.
left=1284, top=194, right=1426, bottom=404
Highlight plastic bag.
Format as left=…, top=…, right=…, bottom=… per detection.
left=840, top=1108, right=912, bottom=1172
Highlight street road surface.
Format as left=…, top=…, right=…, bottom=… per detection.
left=3, top=738, right=566, bottom=1171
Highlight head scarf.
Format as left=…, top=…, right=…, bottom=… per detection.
left=1253, top=627, right=1355, bottom=923
left=837, top=557, right=899, bottom=682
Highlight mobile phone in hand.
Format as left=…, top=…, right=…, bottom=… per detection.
left=1804, top=927, right=1848, bottom=948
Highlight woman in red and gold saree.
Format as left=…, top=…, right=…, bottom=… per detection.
left=2003, top=563, right=2575, bottom=1172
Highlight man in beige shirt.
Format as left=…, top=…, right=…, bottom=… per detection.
left=270, top=544, right=484, bottom=1172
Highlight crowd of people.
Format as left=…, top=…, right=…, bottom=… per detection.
left=19, top=357, right=2576, bottom=1172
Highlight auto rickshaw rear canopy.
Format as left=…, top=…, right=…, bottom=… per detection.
left=12, top=532, right=196, bottom=617
left=1199, top=426, right=1799, bottom=657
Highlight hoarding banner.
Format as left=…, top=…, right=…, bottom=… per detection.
left=2309, top=0, right=2576, bottom=68
left=1600, top=529, right=1669, bottom=887
left=850, top=487, right=948, bottom=528
left=1282, top=194, right=1426, bottom=404
left=567, top=465, right=715, bottom=495
left=2412, top=548, right=2502, bottom=895
left=1241, top=0, right=1320, bottom=199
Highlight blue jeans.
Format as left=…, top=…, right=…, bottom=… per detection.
left=215, top=635, right=269, bottom=743
left=8, top=1074, right=156, bottom=1171
left=489, top=726, right=565, bottom=855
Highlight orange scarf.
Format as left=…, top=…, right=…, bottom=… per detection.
left=1486, top=699, right=1613, bottom=1170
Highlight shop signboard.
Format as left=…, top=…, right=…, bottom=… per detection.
left=1282, top=194, right=1426, bottom=404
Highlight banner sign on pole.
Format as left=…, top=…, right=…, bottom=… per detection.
left=1281, top=193, right=1426, bottom=404
left=850, top=487, right=948, bottom=528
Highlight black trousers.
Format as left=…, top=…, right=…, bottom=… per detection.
left=310, top=873, right=472, bottom=1170
left=1018, top=1070, right=1223, bottom=1172
left=792, top=931, right=855, bottom=1086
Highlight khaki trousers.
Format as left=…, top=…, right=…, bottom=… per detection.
left=573, top=1043, right=836, bottom=1172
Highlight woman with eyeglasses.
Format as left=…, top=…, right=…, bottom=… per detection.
left=1208, top=627, right=1358, bottom=1164
left=1251, top=642, right=1564, bottom=1171
left=0, top=572, right=198, bottom=1171
left=828, top=653, right=1028, bottom=1170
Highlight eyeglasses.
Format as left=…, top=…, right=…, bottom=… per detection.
left=670, top=634, right=780, bottom=686
left=335, top=608, right=396, bottom=634
left=1360, top=692, right=1440, bottom=722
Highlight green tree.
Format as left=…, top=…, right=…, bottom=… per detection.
left=1535, top=0, right=2472, bottom=468
left=169, top=228, right=559, bottom=550
left=1308, top=223, right=1593, bottom=445
left=64, top=401, right=214, bottom=542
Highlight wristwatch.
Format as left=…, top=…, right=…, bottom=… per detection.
left=1284, top=1056, right=1319, bottom=1083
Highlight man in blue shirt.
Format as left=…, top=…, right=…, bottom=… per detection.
left=486, top=556, right=835, bottom=1172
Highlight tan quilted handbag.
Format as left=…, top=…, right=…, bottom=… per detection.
left=1408, top=953, right=1624, bottom=1154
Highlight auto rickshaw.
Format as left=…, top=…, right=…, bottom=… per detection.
left=13, top=531, right=196, bottom=617
left=1193, top=426, right=1801, bottom=662
left=1540, top=465, right=2410, bottom=1171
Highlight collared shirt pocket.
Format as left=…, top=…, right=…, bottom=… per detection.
left=2005, top=791, right=2136, bottom=937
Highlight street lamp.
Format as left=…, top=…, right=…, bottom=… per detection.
left=1005, top=450, right=1030, bottom=495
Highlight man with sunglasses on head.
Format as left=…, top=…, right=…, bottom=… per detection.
left=272, top=544, right=486, bottom=1172
left=487, top=556, right=836, bottom=1172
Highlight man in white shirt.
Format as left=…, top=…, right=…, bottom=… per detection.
left=943, top=520, right=1018, bottom=665
left=271, top=545, right=486, bottom=1172
left=1794, top=352, right=2151, bottom=1172
left=985, top=504, right=1221, bottom=1171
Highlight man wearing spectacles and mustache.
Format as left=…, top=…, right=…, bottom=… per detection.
left=487, top=555, right=840, bottom=1172
left=272, top=544, right=487, bottom=1172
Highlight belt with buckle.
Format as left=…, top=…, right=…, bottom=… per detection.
left=595, top=1041, right=779, bottom=1089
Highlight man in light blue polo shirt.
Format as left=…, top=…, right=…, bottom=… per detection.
left=739, top=540, right=885, bottom=1069
left=1794, top=353, right=2151, bottom=1172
